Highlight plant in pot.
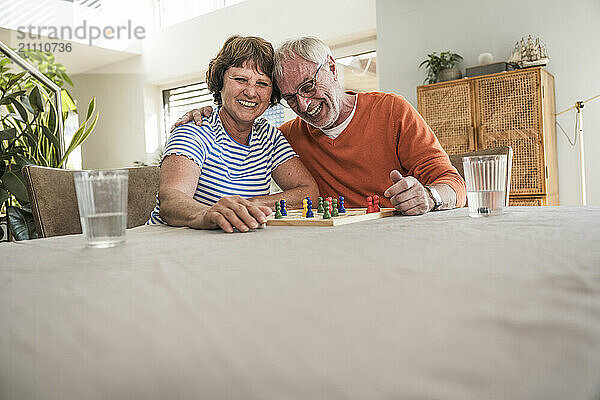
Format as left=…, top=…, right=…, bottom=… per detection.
left=419, top=51, right=464, bottom=84
left=0, top=50, right=98, bottom=240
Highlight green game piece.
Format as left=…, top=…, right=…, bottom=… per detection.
left=322, top=200, right=331, bottom=219
left=331, top=199, right=339, bottom=217
left=275, top=202, right=283, bottom=219
left=317, top=197, right=324, bottom=213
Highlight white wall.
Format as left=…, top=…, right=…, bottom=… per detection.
left=70, top=73, right=149, bottom=169
left=376, top=0, right=600, bottom=205
left=71, top=0, right=377, bottom=169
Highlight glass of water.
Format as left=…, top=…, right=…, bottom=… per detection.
left=462, top=155, right=508, bottom=217
left=73, top=169, right=128, bottom=248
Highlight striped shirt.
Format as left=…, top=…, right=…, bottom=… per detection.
left=148, top=110, right=297, bottom=225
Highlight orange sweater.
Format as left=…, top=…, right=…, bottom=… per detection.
left=279, top=92, right=466, bottom=209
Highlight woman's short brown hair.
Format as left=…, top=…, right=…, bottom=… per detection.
left=206, top=35, right=280, bottom=107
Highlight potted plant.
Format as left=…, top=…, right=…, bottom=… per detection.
left=0, top=50, right=98, bottom=240
left=419, top=51, right=464, bottom=84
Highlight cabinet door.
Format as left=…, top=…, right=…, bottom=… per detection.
left=417, top=81, right=474, bottom=155
left=475, top=70, right=545, bottom=195
left=508, top=196, right=546, bottom=206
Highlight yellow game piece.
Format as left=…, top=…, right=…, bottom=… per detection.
left=302, top=199, right=308, bottom=217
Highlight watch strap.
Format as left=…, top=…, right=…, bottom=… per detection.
left=425, top=185, right=443, bottom=211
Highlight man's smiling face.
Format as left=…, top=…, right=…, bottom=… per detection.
left=277, top=56, right=342, bottom=130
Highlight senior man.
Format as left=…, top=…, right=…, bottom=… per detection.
left=173, top=36, right=465, bottom=215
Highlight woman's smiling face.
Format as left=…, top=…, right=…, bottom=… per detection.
left=219, top=60, right=273, bottom=127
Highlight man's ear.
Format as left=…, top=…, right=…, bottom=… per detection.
left=327, top=55, right=338, bottom=80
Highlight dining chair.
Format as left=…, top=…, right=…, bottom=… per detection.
left=448, top=146, right=513, bottom=206
left=22, top=165, right=160, bottom=238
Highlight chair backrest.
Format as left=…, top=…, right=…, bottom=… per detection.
left=22, top=165, right=160, bottom=238
left=449, top=146, right=513, bottom=206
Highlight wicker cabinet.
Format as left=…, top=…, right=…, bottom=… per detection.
left=417, top=67, right=558, bottom=205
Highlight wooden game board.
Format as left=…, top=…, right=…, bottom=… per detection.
left=266, top=208, right=397, bottom=226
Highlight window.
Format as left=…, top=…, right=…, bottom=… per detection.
left=162, top=82, right=214, bottom=141
left=336, top=51, right=378, bottom=92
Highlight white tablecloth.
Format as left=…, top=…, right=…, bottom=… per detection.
left=2, top=206, right=600, bottom=400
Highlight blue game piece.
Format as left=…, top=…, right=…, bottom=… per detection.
left=280, top=199, right=287, bottom=216
left=306, top=198, right=314, bottom=218
left=338, top=196, right=346, bottom=213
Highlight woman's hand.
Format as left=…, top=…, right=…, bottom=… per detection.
left=197, top=195, right=272, bottom=233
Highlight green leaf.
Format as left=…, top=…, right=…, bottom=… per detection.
left=4, top=112, right=24, bottom=123
left=58, top=98, right=97, bottom=167
left=29, top=86, right=45, bottom=112
left=61, top=89, right=77, bottom=112
left=86, top=97, right=96, bottom=120
left=7, top=206, right=37, bottom=240
left=7, top=90, right=27, bottom=98
left=0, top=128, right=17, bottom=140
left=12, top=101, right=29, bottom=122
left=60, top=70, right=74, bottom=86
left=0, top=187, right=9, bottom=207
left=40, top=125, right=60, bottom=149
left=0, top=151, right=20, bottom=161
left=1, top=170, right=29, bottom=203
left=47, top=101, right=57, bottom=134
left=19, top=94, right=35, bottom=114
left=13, top=154, right=35, bottom=167
left=6, top=71, right=27, bottom=90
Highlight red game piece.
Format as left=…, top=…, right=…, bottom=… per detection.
left=373, top=195, right=380, bottom=212
left=326, top=197, right=333, bottom=213
left=366, top=196, right=374, bottom=213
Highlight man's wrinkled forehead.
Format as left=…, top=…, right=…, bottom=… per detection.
left=277, top=56, right=315, bottom=90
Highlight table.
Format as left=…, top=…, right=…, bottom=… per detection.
left=2, top=207, right=600, bottom=400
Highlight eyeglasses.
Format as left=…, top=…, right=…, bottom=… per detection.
left=281, top=60, right=325, bottom=108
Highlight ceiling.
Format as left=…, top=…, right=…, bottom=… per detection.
left=0, top=27, right=140, bottom=75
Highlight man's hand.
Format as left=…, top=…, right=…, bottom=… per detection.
left=383, top=170, right=434, bottom=215
left=197, top=195, right=272, bottom=233
left=171, top=106, right=214, bottom=132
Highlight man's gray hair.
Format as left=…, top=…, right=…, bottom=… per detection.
left=274, top=36, right=333, bottom=81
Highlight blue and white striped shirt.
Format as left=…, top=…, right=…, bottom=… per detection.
left=148, top=110, right=297, bottom=224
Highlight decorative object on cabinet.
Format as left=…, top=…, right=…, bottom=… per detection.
left=466, top=62, right=515, bottom=78
left=419, top=52, right=463, bottom=84
left=507, top=35, right=549, bottom=68
left=417, top=67, right=558, bottom=206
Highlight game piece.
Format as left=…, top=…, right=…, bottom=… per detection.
left=306, top=198, right=314, bottom=218
left=366, top=196, right=374, bottom=213
left=326, top=197, right=333, bottom=213
left=302, top=199, right=308, bottom=218
left=280, top=199, right=287, bottom=216
left=275, top=202, right=283, bottom=219
left=338, top=196, right=346, bottom=213
left=373, top=195, right=380, bottom=212
left=331, top=199, right=339, bottom=217
left=322, top=200, right=331, bottom=219
left=317, top=197, right=324, bottom=213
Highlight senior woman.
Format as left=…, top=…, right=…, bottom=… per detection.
left=148, top=36, right=319, bottom=233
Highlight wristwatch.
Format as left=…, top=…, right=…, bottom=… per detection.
left=425, top=186, right=443, bottom=211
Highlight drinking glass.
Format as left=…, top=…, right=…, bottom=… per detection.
left=73, top=169, right=128, bottom=248
left=462, top=155, right=507, bottom=217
